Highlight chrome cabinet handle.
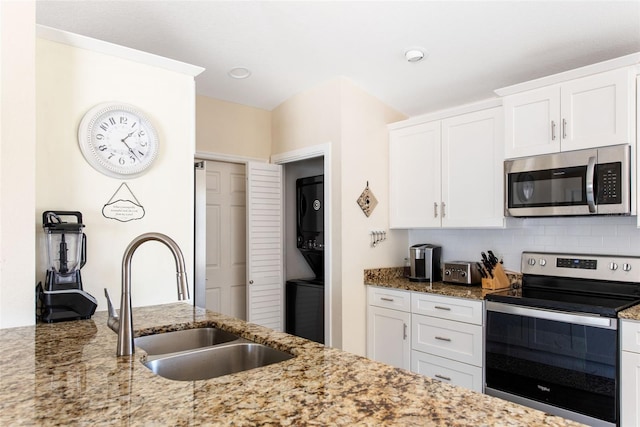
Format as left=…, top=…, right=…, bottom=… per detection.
left=441, top=202, right=446, bottom=218
left=434, top=305, right=451, bottom=311
left=562, top=118, right=567, bottom=139
left=433, top=202, right=438, bottom=218
left=551, top=120, right=556, bottom=140
left=380, top=297, right=394, bottom=302
left=586, top=155, right=596, bottom=213
left=435, top=336, right=452, bottom=342
left=403, top=323, right=408, bottom=340
left=435, top=374, right=452, bottom=381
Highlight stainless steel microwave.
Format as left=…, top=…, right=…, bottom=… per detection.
left=505, top=144, right=631, bottom=217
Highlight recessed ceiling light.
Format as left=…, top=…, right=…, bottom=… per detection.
left=404, top=49, right=426, bottom=63
left=228, top=67, right=252, bottom=79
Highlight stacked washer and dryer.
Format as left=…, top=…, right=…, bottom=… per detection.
left=285, top=175, right=324, bottom=344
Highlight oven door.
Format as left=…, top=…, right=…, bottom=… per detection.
left=485, top=301, right=618, bottom=426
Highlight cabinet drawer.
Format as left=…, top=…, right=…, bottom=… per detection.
left=621, top=319, right=640, bottom=353
left=412, top=314, right=483, bottom=366
left=368, top=286, right=411, bottom=312
left=411, top=350, right=483, bottom=393
left=412, top=293, right=483, bottom=325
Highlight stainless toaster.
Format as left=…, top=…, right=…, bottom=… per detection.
left=443, top=261, right=481, bottom=285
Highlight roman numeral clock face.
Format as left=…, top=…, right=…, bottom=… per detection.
left=78, top=103, right=159, bottom=179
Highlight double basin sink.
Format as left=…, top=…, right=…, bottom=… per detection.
left=135, top=327, right=294, bottom=381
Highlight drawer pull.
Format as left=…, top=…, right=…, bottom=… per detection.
left=435, top=374, right=452, bottom=381
left=403, top=323, right=408, bottom=340
left=434, top=306, right=451, bottom=311
left=380, top=297, right=394, bottom=302
left=435, top=336, right=452, bottom=342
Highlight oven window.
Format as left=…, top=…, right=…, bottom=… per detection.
left=508, top=166, right=586, bottom=208
left=485, top=310, right=617, bottom=423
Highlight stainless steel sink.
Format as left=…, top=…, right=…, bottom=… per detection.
left=142, top=341, right=294, bottom=381
left=134, top=327, right=240, bottom=355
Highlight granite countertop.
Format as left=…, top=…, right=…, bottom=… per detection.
left=0, top=303, right=584, bottom=426
left=366, top=267, right=640, bottom=321
left=364, top=267, right=520, bottom=301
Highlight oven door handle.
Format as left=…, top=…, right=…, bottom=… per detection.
left=586, top=155, right=596, bottom=213
left=486, top=301, right=617, bottom=330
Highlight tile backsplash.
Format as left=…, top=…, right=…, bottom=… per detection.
left=409, top=216, right=640, bottom=272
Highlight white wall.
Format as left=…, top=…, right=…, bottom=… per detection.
left=410, top=216, right=640, bottom=272
left=0, top=1, right=36, bottom=328
left=35, top=36, right=198, bottom=315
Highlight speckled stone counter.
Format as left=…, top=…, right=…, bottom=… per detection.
left=364, top=267, right=521, bottom=300
left=0, top=303, right=584, bottom=426
left=620, top=303, right=640, bottom=321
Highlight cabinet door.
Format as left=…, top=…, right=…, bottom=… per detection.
left=441, top=107, right=504, bottom=228
left=621, top=351, right=640, bottom=427
left=366, top=306, right=411, bottom=369
left=560, top=68, right=633, bottom=151
left=389, top=121, right=441, bottom=228
left=504, top=86, right=561, bottom=158
left=411, top=350, right=483, bottom=392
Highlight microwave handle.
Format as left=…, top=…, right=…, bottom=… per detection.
left=586, top=156, right=596, bottom=213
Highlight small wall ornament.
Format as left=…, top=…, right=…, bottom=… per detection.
left=356, top=181, right=378, bottom=217
left=102, top=183, right=145, bottom=222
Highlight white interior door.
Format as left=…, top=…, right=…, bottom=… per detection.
left=246, top=162, right=284, bottom=330
left=204, top=160, right=247, bottom=319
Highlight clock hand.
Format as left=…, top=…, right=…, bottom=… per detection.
left=120, top=139, right=141, bottom=162
left=121, top=130, right=136, bottom=143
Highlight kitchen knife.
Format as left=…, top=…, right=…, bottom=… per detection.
left=488, top=250, right=499, bottom=265
left=482, top=259, right=494, bottom=278
left=476, top=262, right=487, bottom=278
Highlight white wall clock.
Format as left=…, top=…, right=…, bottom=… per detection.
left=78, top=102, right=159, bottom=179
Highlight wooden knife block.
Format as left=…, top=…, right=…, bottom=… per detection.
left=481, top=263, right=511, bottom=290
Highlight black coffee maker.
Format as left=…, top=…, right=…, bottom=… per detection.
left=36, top=211, right=97, bottom=323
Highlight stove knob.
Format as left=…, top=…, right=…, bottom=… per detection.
left=539, top=259, right=547, bottom=266
left=460, top=271, right=467, bottom=278
left=444, top=269, right=451, bottom=276
left=609, top=262, right=618, bottom=271
left=528, top=258, right=536, bottom=266
left=623, top=263, right=632, bottom=272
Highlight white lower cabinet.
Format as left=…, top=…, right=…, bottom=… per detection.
left=411, top=350, right=483, bottom=392
left=410, top=293, right=483, bottom=392
left=366, top=287, right=411, bottom=370
left=366, top=287, right=484, bottom=392
left=621, top=319, right=640, bottom=427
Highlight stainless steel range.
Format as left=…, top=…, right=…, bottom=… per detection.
left=485, top=252, right=640, bottom=427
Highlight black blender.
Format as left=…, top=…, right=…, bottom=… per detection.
left=36, top=211, right=97, bottom=323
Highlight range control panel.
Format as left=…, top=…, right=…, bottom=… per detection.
left=522, top=252, right=640, bottom=282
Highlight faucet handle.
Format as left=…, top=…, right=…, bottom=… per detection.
left=104, top=288, right=118, bottom=319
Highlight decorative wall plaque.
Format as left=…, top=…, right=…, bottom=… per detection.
left=102, top=183, right=145, bottom=222
left=356, top=182, right=378, bottom=217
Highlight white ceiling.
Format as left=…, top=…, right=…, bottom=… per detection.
left=36, top=1, right=640, bottom=117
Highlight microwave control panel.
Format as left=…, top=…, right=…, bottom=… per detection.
left=596, top=162, right=621, bottom=204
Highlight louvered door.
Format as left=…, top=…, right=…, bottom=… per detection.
left=246, top=162, right=284, bottom=330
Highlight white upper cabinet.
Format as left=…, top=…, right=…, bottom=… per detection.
left=389, top=121, right=441, bottom=228
left=504, top=67, right=635, bottom=158
left=441, top=107, right=504, bottom=228
left=389, top=105, right=504, bottom=229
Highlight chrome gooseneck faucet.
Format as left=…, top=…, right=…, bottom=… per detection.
left=105, top=232, right=189, bottom=356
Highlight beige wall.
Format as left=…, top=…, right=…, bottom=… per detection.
left=272, top=79, right=345, bottom=346
left=271, top=77, right=407, bottom=355
left=35, top=38, right=197, bottom=315
left=0, top=1, right=36, bottom=328
left=339, top=80, right=407, bottom=355
left=196, top=95, right=271, bottom=160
